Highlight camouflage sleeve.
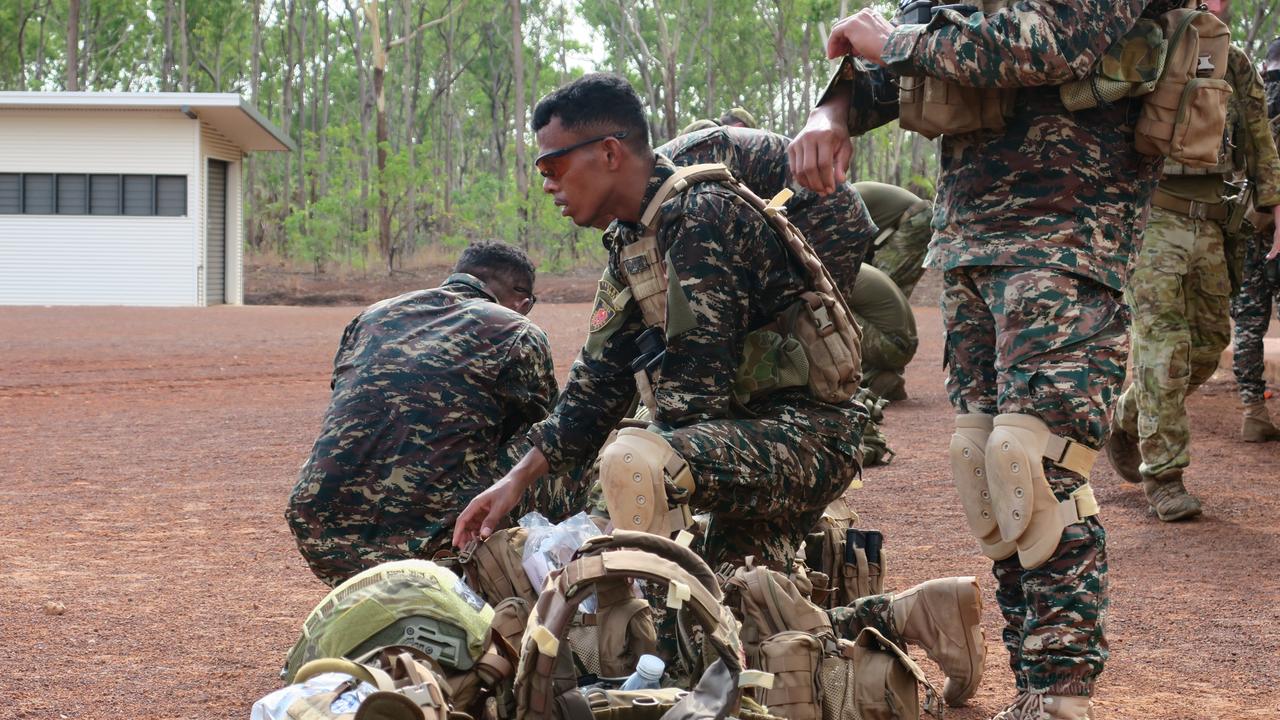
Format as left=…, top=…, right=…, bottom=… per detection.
left=330, top=313, right=363, bottom=391
left=817, top=57, right=901, bottom=136
left=493, top=325, right=558, bottom=445
left=650, top=190, right=752, bottom=426
left=1229, top=46, right=1280, bottom=209
left=526, top=275, right=644, bottom=475
left=880, top=0, right=1146, bottom=87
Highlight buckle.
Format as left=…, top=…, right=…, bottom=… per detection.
left=1187, top=200, right=1207, bottom=220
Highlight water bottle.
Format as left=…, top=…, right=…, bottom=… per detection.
left=618, top=654, right=665, bottom=691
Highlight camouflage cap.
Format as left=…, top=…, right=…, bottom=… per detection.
left=681, top=118, right=722, bottom=135
left=719, top=107, right=757, bottom=128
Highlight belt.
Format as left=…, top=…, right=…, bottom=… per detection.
left=1152, top=188, right=1229, bottom=222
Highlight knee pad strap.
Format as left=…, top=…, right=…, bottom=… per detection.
left=598, top=428, right=695, bottom=537
left=987, top=414, right=1101, bottom=569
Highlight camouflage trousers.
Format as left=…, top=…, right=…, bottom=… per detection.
left=1113, top=208, right=1232, bottom=477
left=869, top=200, right=932, bottom=299
left=288, top=438, right=589, bottom=586
left=653, top=391, right=866, bottom=569
left=827, top=593, right=901, bottom=647
left=942, top=266, right=1125, bottom=696
left=1231, top=230, right=1280, bottom=405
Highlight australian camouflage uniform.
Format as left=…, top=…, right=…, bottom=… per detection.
left=1113, top=44, right=1280, bottom=496
left=855, top=180, right=934, bottom=299
left=528, top=154, right=867, bottom=571
left=286, top=274, right=585, bottom=586
left=824, top=0, right=1165, bottom=698
left=848, top=264, right=918, bottom=403
left=1231, top=104, right=1280, bottom=413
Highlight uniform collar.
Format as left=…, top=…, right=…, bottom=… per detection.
left=443, top=272, right=497, bottom=302
left=606, top=155, right=677, bottom=246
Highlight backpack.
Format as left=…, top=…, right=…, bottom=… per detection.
left=1133, top=8, right=1232, bottom=166
left=514, top=532, right=761, bottom=720
left=628, top=164, right=864, bottom=405
left=723, top=564, right=939, bottom=720
left=281, top=560, right=516, bottom=718
left=458, top=527, right=541, bottom=608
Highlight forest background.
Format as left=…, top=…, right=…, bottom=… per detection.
left=4, top=0, right=1280, bottom=277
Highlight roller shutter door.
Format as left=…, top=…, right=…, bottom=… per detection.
left=206, top=160, right=227, bottom=305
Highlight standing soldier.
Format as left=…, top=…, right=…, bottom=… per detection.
left=789, top=2, right=1164, bottom=717
left=1109, top=1, right=1280, bottom=518
left=1230, top=37, right=1280, bottom=442
left=855, top=180, right=934, bottom=299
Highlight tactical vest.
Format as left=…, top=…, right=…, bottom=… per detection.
left=895, top=0, right=1016, bottom=140
left=620, top=163, right=863, bottom=409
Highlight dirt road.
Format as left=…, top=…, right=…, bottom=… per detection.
left=1, top=304, right=1277, bottom=719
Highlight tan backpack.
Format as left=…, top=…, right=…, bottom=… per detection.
left=514, top=532, right=756, bottom=720
left=286, top=651, right=453, bottom=720
left=1133, top=8, right=1232, bottom=166
left=458, top=527, right=540, bottom=608
left=625, top=163, right=863, bottom=406
left=724, top=565, right=940, bottom=720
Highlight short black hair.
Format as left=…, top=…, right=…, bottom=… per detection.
left=453, top=241, right=536, bottom=290
left=531, top=73, right=650, bottom=151
left=1267, top=37, right=1280, bottom=69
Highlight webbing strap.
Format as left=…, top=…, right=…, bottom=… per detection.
left=639, top=163, right=734, bottom=229
left=1058, top=484, right=1101, bottom=525
left=1043, top=434, right=1099, bottom=478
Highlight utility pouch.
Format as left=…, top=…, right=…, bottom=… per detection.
left=852, top=628, right=940, bottom=720
left=846, top=529, right=885, bottom=599
left=758, top=631, right=824, bottom=720
left=817, top=639, right=859, bottom=720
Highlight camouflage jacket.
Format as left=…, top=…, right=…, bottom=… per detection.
left=294, top=274, right=556, bottom=552
left=829, top=0, right=1163, bottom=291
left=1160, top=44, right=1280, bottom=209
left=527, top=155, right=822, bottom=474
left=657, top=125, right=877, bottom=299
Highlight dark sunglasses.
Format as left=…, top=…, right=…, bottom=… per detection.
left=514, top=286, right=537, bottom=310
left=535, top=130, right=629, bottom=180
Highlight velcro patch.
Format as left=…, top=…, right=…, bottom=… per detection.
left=589, top=280, right=620, bottom=332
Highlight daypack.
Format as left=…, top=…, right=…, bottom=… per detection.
left=514, top=532, right=763, bottom=720
left=1061, top=5, right=1232, bottom=167
left=281, top=560, right=516, bottom=718
left=723, top=564, right=939, bottom=720
left=625, top=163, right=863, bottom=405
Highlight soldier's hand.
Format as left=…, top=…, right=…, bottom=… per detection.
left=826, top=9, right=895, bottom=65
left=790, top=101, right=854, bottom=195
left=453, top=447, right=549, bottom=547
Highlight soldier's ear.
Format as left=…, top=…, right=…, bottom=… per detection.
left=601, top=136, right=627, bottom=171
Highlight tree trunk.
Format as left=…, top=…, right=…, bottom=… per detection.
left=363, top=0, right=394, bottom=273
left=512, top=0, right=528, bottom=248
left=65, top=0, right=80, bottom=90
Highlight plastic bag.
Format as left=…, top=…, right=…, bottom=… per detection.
left=520, top=512, right=604, bottom=611
left=250, top=672, right=375, bottom=720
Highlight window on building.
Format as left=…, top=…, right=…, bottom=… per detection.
left=57, top=175, right=88, bottom=214
left=0, top=173, right=188, bottom=216
left=23, top=174, right=54, bottom=214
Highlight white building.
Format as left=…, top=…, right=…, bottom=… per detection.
left=0, top=92, right=293, bottom=306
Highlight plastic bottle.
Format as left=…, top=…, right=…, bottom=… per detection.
left=618, top=654, right=665, bottom=691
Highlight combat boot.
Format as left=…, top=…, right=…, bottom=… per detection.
left=1104, top=424, right=1143, bottom=484
left=990, top=692, right=1091, bottom=719
left=1142, top=471, right=1202, bottom=522
left=892, top=576, right=985, bottom=706
left=1241, top=401, right=1280, bottom=442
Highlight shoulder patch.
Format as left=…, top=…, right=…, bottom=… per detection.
left=589, top=279, right=620, bottom=332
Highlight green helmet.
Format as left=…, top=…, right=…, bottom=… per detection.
left=282, top=559, right=495, bottom=682
left=719, top=107, right=757, bottom=128
left=680, top=118, right=722, bottom=135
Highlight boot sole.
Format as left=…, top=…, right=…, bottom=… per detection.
left=1150, top=504, right=1203, bottom=522
left=945, top=576, right=985, bottom=707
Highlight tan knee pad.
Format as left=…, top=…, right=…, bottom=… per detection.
left=598, top=427, right=695, bottom=537
left=986, top=413, right=1100, bottom=569
left=950, top=414, right=1016, bottom=561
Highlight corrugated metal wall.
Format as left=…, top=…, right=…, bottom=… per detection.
left=200, top=123, right=243, bottom=305
left=0, top=110, right=198, bottom=306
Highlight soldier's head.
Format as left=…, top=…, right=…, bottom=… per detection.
left=532, top=73, right=654, bottom=230
left=453, top=241, right=538, bottom=315
left=719, top=107, right=756, bottom=129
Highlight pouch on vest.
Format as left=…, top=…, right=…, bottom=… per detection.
left=458, top=527, right=540, bottom=608
left=1133, top=8, right=1232, bottom=166
left=758, top=631, right=824, bottom=720
left=723, top=562, right=833, bottom=666
left=895, top=0, right=1015, bottom=139
left=803, top=521, right=887, bottom=609
left=286, top=651, right=452, bottom=720
left=852, top=628, right=941, bottom=720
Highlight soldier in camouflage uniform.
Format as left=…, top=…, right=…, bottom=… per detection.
left=855, top=181, right=934, bottom=300
left=1230, top=37, right=1280, bottom=442
left=849, top=264, right=918, bottom=402
left=1109, top=2, right=1280, bottom=520
left=453, top=74, right=867, bottom=571
left=286, top=242, right=581, bottom=586
left=718, top=107, right=757, bottom=129
left=790, top=2, right=1164, bottom=716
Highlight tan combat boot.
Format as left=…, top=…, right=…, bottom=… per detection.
left=990, top=692, right=1091, bottom=719
left=1241, top=401, right=1280, bottom=442
left=892, top=576, right=985, bottom=706
left=1142, top=471, right=1202, bottom=522
left=1104, top=424, right=1143, bottom=484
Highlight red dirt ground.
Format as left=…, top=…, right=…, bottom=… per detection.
left=1, top=302, right=1278, bottom=720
